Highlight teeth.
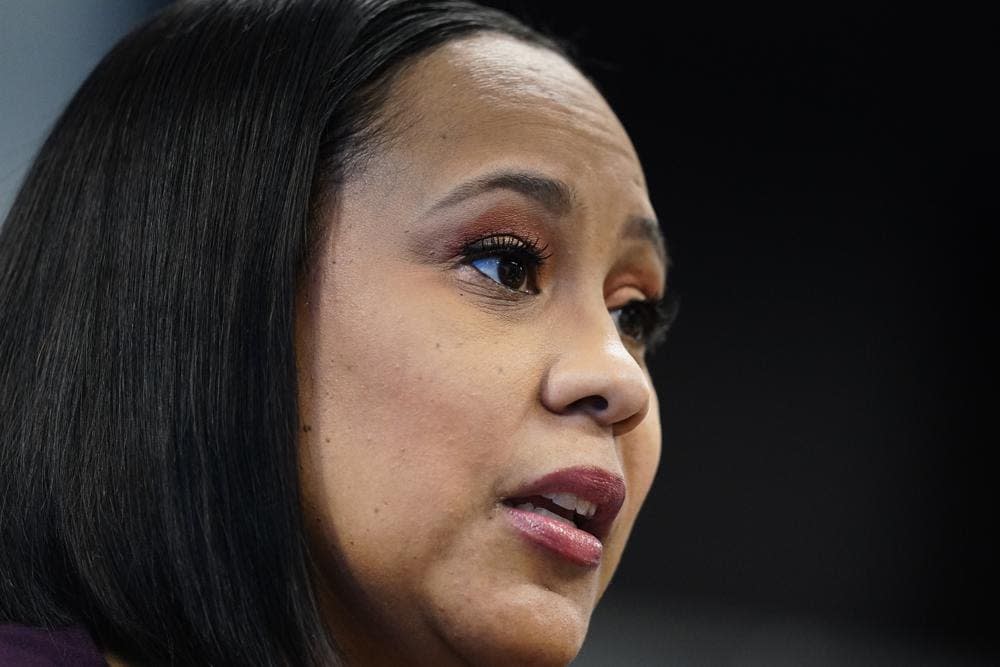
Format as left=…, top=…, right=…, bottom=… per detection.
left=546, top=492, right=577, bottom=512
left=541, top=492, right=597, bottom=519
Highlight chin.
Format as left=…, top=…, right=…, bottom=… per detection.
left=428, top=581, right=594, bottom=667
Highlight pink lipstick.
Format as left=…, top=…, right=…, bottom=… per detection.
left=501, top=466, right=626, bottom=567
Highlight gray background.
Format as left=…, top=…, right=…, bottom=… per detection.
left=1, top=1, right=165, bottom=217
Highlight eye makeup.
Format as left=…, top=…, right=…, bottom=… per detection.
left=406, top=198, right=555, bottom=266
left=408, top=192, right=674, bottom=352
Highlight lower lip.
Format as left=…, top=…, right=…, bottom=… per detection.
left=503, top=505, right=603, bottom=567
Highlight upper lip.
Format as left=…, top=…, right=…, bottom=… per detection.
left=502, top=465, right=626, bottom=541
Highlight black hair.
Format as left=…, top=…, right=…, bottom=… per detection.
left=0, top=1, right=564, bottom=664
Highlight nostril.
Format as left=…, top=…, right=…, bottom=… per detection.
left=569, top=395, right=608, bottom=413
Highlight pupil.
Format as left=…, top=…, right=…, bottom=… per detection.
left=498, top=258, right=526, bottom=290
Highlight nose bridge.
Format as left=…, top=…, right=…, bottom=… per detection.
left=540, top=298, right=651, bottom=436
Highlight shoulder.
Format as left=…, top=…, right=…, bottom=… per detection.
left=0, top=624, right=106, bottom=666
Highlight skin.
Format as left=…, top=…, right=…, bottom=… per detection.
left=295, top=33, right=667, bottom=666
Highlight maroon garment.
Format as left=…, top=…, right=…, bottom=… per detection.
left=0, top=624, right=107, bottom=666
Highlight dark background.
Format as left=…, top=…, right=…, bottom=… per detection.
left=479, top=2, right=997, bottom=663
left=1, top=2, right=995, bottom=664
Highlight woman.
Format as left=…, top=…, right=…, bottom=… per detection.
left=0, top=0, right=675, bottom=664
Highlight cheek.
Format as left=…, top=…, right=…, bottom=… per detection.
left=598, top=384, right=662, bottom=592
left=295, top=265, right=538, bottom=591
left=624, top=386, right=662, bottom=505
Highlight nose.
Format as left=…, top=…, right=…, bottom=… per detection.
left=540, top=309, right=652, bottom=437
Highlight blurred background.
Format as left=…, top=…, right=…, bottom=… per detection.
left=2, top=2, right=996, bottom=665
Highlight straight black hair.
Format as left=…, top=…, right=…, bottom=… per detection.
left=0, top=1, right=564, bottom=664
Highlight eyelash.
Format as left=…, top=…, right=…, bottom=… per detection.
left=459, top=234, right=552, bottom=295
left=458, top=233, right=678, bottom=352
left=612, top=293, right=680, bottom=355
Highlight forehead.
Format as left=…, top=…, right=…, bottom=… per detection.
left=372, top=32, right=650, bottom=201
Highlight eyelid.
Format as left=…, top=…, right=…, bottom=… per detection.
left=606, top=282, right=658, bottom=311
left=458, top=233, right=551, bottom=262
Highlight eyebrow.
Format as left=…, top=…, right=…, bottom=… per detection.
left=429, top=169, right=576, bottom=216
left=623, top=214, right=669, bottom=269
left=430, top=168, right=669, bottom=267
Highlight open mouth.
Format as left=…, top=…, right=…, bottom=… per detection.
left=500, top=466, right=626, bottom=566
left=502, top=491, right=598, bottom=534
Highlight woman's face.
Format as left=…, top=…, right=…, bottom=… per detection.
left=296, top=33, right=667, bottom=666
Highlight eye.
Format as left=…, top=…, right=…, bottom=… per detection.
left=470, top=256, right=530, bottom=291
left=610, top=293, right=679, bottom=353
left=461, top=234, right=550, bottom=294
